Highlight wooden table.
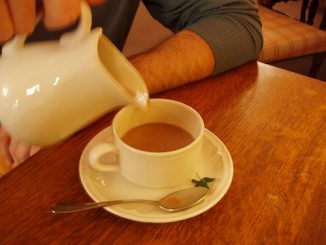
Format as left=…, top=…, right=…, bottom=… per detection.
left=0, top=62, right=325, bottom=244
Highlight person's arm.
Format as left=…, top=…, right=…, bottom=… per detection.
left=134, top=0, right=262, bottom=92
left=129, top=29, right=215, bottom=94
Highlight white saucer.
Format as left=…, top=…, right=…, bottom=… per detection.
left=79, top=127, right=233, bottom=223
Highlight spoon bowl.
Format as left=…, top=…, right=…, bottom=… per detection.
left=51, top=187, right=208, bottom=214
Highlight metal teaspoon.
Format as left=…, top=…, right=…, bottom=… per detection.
left=51, top=187, right=208, bottom=213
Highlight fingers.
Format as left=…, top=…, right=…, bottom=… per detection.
left=7, top=0, right=36, bottom=34
left=87, top=0, right=105, bottom=5
left=41, top=0, right=106, bottom=30
left=0, top=0, right=14, bottom=43
left=8, top=134, right=41, bottom=164
left=8, top=139, right=30, bottom=164
left=0, top=0, right=106, bottom=43
left=0, top=127, right=40, bottom=165
left=30, top=145, right=41, bottom=157
left=0, top=128, right=14, bottom=164
left=0, top=0, right=36, bottom=43
left=43, top=0, right=81, bottom=30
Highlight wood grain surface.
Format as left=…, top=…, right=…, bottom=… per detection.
left=0, top=62, right=325, bottom=244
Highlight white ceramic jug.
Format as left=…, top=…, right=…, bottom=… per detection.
left=0, top=2, right=148, bottom=146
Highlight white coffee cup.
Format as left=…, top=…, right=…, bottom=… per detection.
left=89, top=99, right=204, bottom=188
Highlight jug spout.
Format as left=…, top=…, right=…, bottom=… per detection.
left=97, top=34, right=149, bottom=109
left=0, top=29, right=149, bottom=146
left=0, top=1, right=149, bottom=146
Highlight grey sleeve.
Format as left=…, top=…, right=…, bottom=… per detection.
left=142, top=0, right=263, bottom=75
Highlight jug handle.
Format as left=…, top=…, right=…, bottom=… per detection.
left=59, top=0, right=92, bottom=47
left=1, top=0, right=92, bottom=55
left=1, top=14, right=42, bottom=56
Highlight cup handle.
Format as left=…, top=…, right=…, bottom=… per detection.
left=1, top=0, right=91, bottom=56
left=89, top=143, right=119, bottom=172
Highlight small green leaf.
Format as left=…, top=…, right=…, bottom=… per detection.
left=195, top=180, right=209, bottom=189
left=192, top=176, right=215, bottom=189
left=203, top=177, right=215, bottom=182
left=192, top=179, right=199, bottom=184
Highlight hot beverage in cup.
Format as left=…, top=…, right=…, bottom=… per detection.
left=89, top=99, right=204, bottom=188
left=121, top=122, right=194, bottom=152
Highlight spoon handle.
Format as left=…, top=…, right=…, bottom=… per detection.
left=51, top=199, right=157, bottom=213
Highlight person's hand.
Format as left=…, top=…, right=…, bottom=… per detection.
left=0, top=0, right=105, bottom=43
left=0, top=126, right=41, bottom=165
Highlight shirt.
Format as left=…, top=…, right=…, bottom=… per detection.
left=18, top=0, right=263, bottom=75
